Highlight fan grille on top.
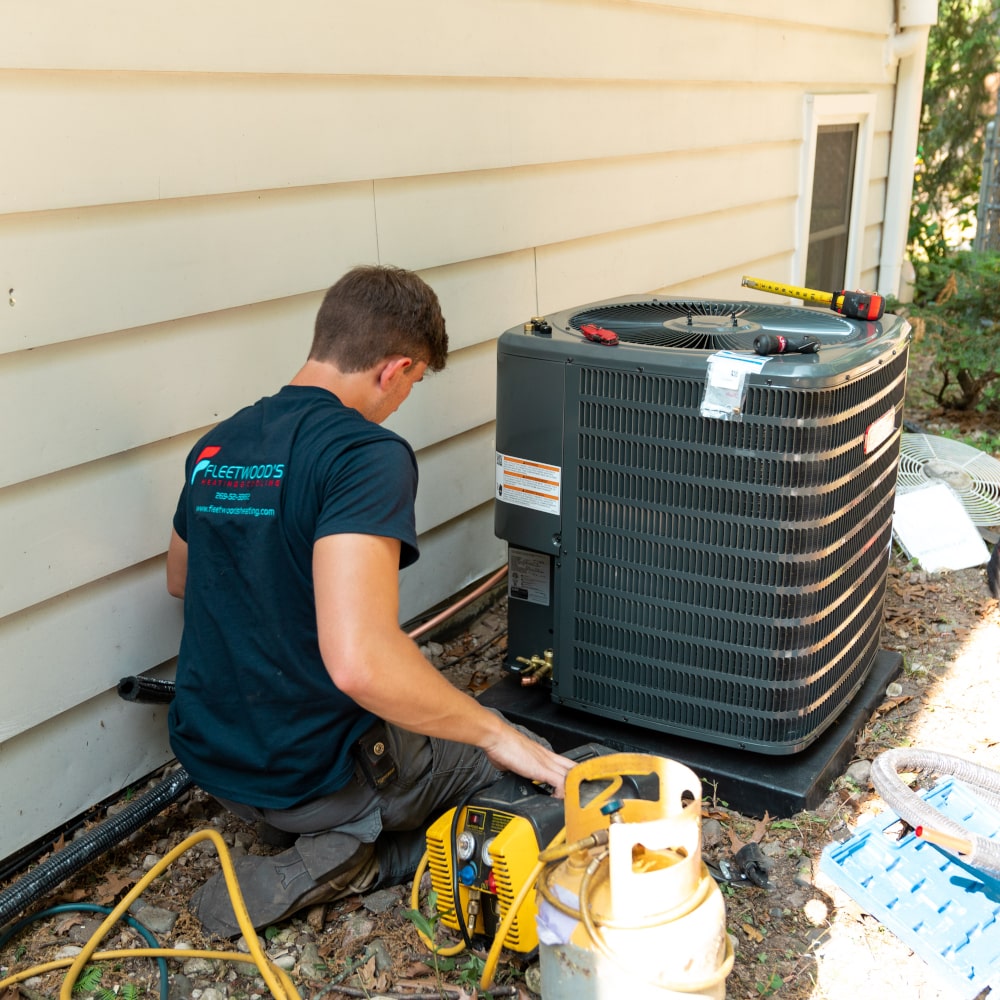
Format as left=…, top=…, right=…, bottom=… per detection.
left=569, top=300, right=859, bottom=351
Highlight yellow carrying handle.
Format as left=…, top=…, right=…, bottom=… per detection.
left=563, top=753, right=701, bottom=844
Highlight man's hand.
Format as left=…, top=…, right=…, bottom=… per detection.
left=481, top=726, right=574, bottom=798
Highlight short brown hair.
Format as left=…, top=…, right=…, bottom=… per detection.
left=310, top=265, right=448, bottom=373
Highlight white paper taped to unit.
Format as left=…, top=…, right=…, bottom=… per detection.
left=700, top=350, right=768, bottom=421
left=508, top=547, right=552, bottom=605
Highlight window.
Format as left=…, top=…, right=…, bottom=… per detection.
left=807, top=124, right=859, bottom=290
left=798, top=95, right=875, bottom=294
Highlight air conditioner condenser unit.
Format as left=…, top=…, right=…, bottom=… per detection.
left=494, top=296, right=910, bottom=755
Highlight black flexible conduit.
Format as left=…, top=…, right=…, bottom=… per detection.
left=0, top=678, right=187, bottom=929
left=116, top=675, right=177, bottom=704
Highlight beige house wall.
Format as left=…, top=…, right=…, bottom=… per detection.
left=1, top=0, right=911, bottom=862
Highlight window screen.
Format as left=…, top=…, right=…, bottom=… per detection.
left=805, top=124, right=859, bottom=293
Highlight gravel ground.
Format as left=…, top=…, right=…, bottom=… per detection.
left=1, top=555, right=998, bottom=1000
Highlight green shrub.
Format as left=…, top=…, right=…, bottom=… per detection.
left=906, top=249, right=1000, bottom=410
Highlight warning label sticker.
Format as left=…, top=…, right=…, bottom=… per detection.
left=495, top=452, right=561, bottom=515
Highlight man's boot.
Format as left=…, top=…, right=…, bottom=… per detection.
left=192, top=837, right=378, bottom=938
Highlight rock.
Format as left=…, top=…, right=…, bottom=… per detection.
left=814, top=794, right=843, bottom=820
left=171, top=973, right=194, bottom=999
left=298, top=942, right=325, bottom=980
left=305, top=903, right=326, bottom=931
left=886, top=681, right=904, bottom=698
left=142, top=853, right=162, bottom=871
left=128, top=902, right=179, bottom=934
left=200, top=988, right=228, bottom=1000
left=845, top=759, right=872, bottom=789
left=524, top=961, right=542, bottom=994
left=701, top=818, right=724, bottom=849
left=419, top=641, right=445, bottom=665
left=339, top=911, right=376, bottom=953
left=234, top=828, right=256, bottom=851
left=236, top=934, right=266, bottom=953
left=182, top=956, right=217, bottom=976
left=365, top=937, right=394, bottom=973
left=267, top=950, right=297, bottom=972
left=67, top=918, right=104, bottom=943
left=53, top=945, right=83, bottom=960
left=362, top=887, right=403, bottom=915
left=792, top=858, right=813, bottom=887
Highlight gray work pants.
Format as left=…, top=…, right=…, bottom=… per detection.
left=216, top=719, right=537, bottom=887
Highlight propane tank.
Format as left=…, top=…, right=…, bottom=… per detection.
left=536, top=753, right=733, bottom=999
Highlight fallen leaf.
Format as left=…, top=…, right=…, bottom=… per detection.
left=55, top=888, right=88, bottom=904
left=95, top=872, right=134, bottom=905
left=356, top=955, right=391, bottom=993
left=55, top=915, right=85, bottom=934
left=873, top=695, right=912, bottom=718
left=742, top=922, right=764, bottom=942
left=400, top=961, right=434, bottom=978
left=467, top=670, right=492, bottom=694
left=701, top=807, right=730, bottom=821
left=751, top=811, right=771, bottom=843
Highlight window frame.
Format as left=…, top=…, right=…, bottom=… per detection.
left=796, top=94, right=876, bottom=293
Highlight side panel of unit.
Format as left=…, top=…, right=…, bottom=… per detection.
left=494, top=339, right=566, bottom=668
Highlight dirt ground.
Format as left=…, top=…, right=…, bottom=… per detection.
left=1, top=555, right=997, bottom=1000
left=2, top=353, right=999, bottom=999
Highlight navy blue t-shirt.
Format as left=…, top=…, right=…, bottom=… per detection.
left=168, top=385, right=420, bottom=809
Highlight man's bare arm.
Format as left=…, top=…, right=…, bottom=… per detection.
left=166, top=529, right=188, bottom=599
left=313, top=532, right=573, bottom=796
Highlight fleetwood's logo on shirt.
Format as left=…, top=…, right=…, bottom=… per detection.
left=191, top=446, right=286, bottom=486
left=191, top=446, right=222, bottom=484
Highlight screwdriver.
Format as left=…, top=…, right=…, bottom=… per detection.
left=741, top=275, right=885, bottom=321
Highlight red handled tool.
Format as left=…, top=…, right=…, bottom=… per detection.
left=579, top=323, right=619, bottom=345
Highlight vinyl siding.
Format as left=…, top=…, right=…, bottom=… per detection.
left=0, top=0, right=905, bottom=862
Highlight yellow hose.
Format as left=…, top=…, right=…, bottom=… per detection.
left=0, top=828, right=302, bottom=1000
left=0, top=949, right=299, bottom=997
left=407, top=850, right=468, bottom=958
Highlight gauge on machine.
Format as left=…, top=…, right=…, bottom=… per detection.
left=481, top=836, right=497, bottom=867
left=456, top=831, right=477, bottom=861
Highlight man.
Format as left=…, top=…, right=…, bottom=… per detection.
left=166, top=265, right=572, bottom=937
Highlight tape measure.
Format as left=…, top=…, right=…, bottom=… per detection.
left=741, top=275, right=885, bottom=321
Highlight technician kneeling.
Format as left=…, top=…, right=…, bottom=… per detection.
left=165, top=265, right=572, bottom=938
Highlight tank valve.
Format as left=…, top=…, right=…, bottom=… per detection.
left=514, top=649, right=554, bottom=686
left=601, top=799, right=625, bottom=824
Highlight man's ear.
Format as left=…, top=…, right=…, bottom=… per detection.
left=378, top=356, right=413, bottom=390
